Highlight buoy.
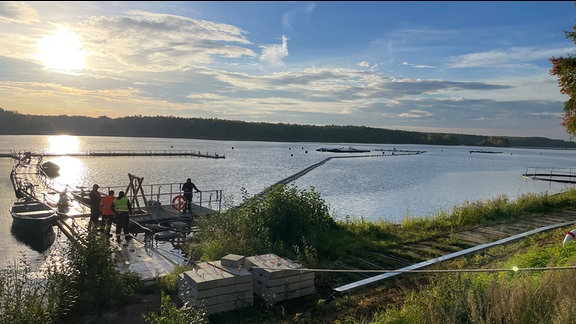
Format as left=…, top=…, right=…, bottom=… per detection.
left=563, top=229, right=576, bottom=246
left=171, top=195, right=187, bottom=211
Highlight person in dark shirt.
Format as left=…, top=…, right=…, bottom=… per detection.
left=88, top=184, right=101, bottom=229
left=181, top=178, right=200, bottom=214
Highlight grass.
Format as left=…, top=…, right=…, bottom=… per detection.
left=372, top=231, right=576, bottom=323
left=3, top=185, right=576, bottom=323
left=204, top=186, right=576, bottom=323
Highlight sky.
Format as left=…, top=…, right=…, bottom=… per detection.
left=1, top=1, right=576, bottom=140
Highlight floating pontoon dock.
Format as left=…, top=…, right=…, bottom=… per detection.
left=9, top=154, right=222, bottom=282
left=0, top=150, right=225, bottom=159
left=522, top=167, right=576, bottom=184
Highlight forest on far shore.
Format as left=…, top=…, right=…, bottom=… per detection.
left=0, top=108, right=574, bottom=148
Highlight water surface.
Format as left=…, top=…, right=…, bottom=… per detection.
left=1, top=135, right=574, bottom=268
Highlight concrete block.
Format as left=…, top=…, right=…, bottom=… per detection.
left=178, top=260, right=254, bottom=315
left=221, top=254, right=245, bottom=267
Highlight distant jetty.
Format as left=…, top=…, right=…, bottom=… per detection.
left=316, top=146, right=371, bottom=153
left=469, top=150, right=503, bottom=154
left=0, top=150, right=225, bottom=159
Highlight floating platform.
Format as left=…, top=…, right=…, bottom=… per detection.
left=9, top=155, right=222, bottom=282
left=1, top=150, right=225, bottom=159
left=316, top=146, right=371, bottom=153
left=522, top=167, right=576, bottom=184
left=469, top=150, right=503, bottom=154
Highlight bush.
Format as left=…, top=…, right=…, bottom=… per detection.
left=187, top=184, right=336, bottom=264
left=62, top=227, right=143, bottom=319
left=142, top=291, right=208, bottom=324
left=0, top=253, right=73, bottom=323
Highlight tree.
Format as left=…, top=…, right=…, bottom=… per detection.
left=550, top=20, right=576, bottom=136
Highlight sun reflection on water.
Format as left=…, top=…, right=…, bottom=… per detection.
left=48, top=156, right=89, bottom=189
left=47, top=135, right=81, bottom=155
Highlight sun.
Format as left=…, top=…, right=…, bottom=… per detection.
left=34, top=29, right=86, bottom=72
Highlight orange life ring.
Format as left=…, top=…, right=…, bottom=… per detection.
left=171, top=195, right=187, bottom=211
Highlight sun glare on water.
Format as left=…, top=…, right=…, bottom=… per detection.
left=48, top=135, right=81, bottom=155
left=33, top=29, right=86, bottom=72
left=46, top=135, right=88, bottom=189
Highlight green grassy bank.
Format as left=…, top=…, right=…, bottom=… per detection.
left=3, top=185, right=576, bottom=323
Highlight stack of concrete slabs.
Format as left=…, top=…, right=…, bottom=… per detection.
left=179, top=254, right=253, bottom=315
left=245, top=253, right=315, bottom=303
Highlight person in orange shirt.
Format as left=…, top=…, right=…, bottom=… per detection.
left=99, top=190, right=116, bottom=236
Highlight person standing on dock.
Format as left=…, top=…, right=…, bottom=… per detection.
left=99, top=190, right=115, bottom=236
left=113, top=190, right=132, bottom=242
left=88, top=184, right=102, bottom=229
left=181, top=178, right=200, bottom=214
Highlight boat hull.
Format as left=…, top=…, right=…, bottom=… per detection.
left=10, top=199, right=57, bottom=234
left=11, top=223, right=55, bottom=252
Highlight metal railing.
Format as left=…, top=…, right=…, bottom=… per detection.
left=72, top=182, right=223, bottom=214
left=21, top=155, right=224, bottom=214
left=522, top=167, right=576, bottom=184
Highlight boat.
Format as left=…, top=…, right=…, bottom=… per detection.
left=40, top=160, right=60, bottom=178
left=10, top=195, right=58, bottom=234
left=373, top=148, right=426, bottom=155
left=316, top=146, right=371, bottom=153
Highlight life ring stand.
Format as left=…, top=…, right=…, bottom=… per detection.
left=171, top=194, right=187, bottom=211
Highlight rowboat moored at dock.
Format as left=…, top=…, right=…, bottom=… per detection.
left=9, top=194, right=58, bottom=234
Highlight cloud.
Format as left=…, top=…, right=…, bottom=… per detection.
left=0, top=1, right=37, bottom=24
left=73, top=11, right=256, bottom=73
left=398, top=110, right=433, bottom=118
left=282, top=2, right=316, bottom=31
left=447, top=46, right=576, bottom=69
left=259, top=35, right=289, bottom=66
left=402, top=61, right=437, bottom=69
left=0, top=2, right=571, bottom=140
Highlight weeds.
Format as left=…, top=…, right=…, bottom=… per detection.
left=0, top=253, right=70, bottom=323
left=4, top=186, right=576, bottom=323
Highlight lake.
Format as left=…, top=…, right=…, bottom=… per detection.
left=1, top=135, right=574, bottom=268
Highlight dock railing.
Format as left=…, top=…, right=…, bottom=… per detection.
left=523, top=167, right=576, bottom=184
left=0, top=149, right=225, bottom=159
left=71, top=182, right=223, bottom=214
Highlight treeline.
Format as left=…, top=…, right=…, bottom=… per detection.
left=0, top=108, right=574, bottom=148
